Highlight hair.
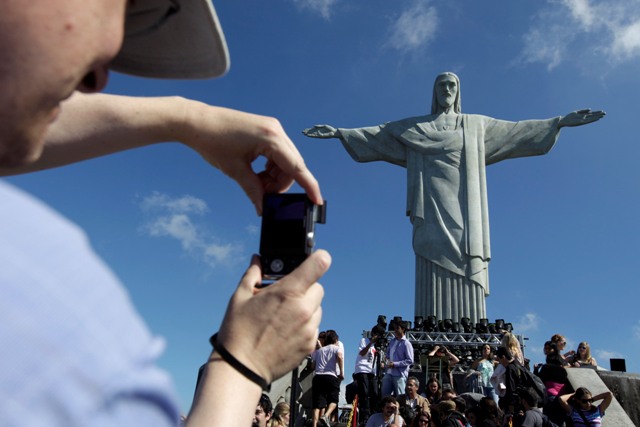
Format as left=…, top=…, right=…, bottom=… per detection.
left=441, top=384, right=456, bottom=399
left=501, top=333, right=522, bottom=361
left=394, top=321, right=408, bottom=332
left=544, top=341, right=564, bottom=366
left=465, top=407, right=481, bottom=425
left=381, top=395, right=398, bottom=407
left=258, top=393, right=273, bottom=415
left=410, top=410, right=432, bottom=427
left=481, top=344, right=493, bottom=359
left=551, top=334, right=565, bottom=344
left=437, top=399, right=456, bottom=416
left=324, top=330, right=338, bottom=345
left=495, top=346, right=513, bottom=361
left=326, top=329, right=339, bottom=341
left=518, top=387, right=539, bottom=407
left=453, top=396, right=466, bottom=412
left=318, top=331, right=326, bottom=346
left=425, top=377, right=442, bottom=401
left=577, top=342, right=593, bottom=362
left=407, top=376, right=420, bottom=388
left=501, top=333, right=517, bottom=348
left=371, top=324, right=386, bottom=337
left=267, top=402, right=290, bottom=427
left=478, top=397, right=503, bottom=425
left=571, top=387, right=593, bottom=407
left=430, top=72, right=461, bottom=115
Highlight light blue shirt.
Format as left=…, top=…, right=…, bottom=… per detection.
left=0, top=181, right=180, bottom=426
left=384, top=336, right=414, bottom=378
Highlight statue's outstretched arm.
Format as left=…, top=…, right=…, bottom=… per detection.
left=558, top=109, right=606, bottom=128
left=302, top=125, right=339, bottom=139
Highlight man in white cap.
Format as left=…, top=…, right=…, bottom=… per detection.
left=0, top=1, right=330, bottom=426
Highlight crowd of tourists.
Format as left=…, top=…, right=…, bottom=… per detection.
left=252, top=329, right=613, bottom=427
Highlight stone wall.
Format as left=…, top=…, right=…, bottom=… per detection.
left=597, top=370, right=640, bottom=426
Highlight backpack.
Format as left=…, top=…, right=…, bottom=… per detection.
left=516, top=364, right=546, bottom=402
left=541, top=413, right=560, bottom=427
left=441, top=411, right=467, bottom=427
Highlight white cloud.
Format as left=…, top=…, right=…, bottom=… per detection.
left=563, top=0, right=595, bottom=30
left=520, top=27, right=566, bottom=71
left=291, top=0, right=338, bottom=20
left=611, top=20, right=640, bottom=60
left=520, top=0, right=640, bottom=69
left=138, top=192, right=243, bottom=268
left=386, top=0, right=438, bottom=53
left=140, top=191, right=208, bottom=215
left=245, top=224, right=260, bottom=236
left=145, top=214, right=199, bottom=250
left=594, top=349, right=624, bottom=362
left=514, top=312, right=539, bottom=332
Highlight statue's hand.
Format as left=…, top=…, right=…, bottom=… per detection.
left=302, top=125, right=338, bottom=139
left=559, top=109, right=606, bottom=128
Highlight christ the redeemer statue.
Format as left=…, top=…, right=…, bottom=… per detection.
left=304, top=72, right=604, bottom=323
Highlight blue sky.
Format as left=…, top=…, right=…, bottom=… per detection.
left=5, top=0, right=640, bottom=412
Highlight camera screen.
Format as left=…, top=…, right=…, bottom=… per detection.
left=260, top=194, right=307, bottom=255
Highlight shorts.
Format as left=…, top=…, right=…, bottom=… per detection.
left=312, top=374, right=340, bottom=408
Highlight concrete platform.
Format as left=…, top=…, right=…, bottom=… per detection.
left=565, top=367, right=635, bottom=426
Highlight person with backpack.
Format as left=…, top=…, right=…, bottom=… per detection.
left=518, top=387, right=544, bottom=427
left=436, top=400, right=468, bottom=427
left=495, top=347, right=526, bottom=416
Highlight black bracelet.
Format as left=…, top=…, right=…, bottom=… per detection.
left=209, top=333, right=271, bottom=392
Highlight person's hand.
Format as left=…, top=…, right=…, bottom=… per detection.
left=180, top=103, right=322, bottom=214
left=558, top=109, right=606, bottom=128
left=216, top=250, right=331, bottom=383
left=302, top=125, right=338, bottom=139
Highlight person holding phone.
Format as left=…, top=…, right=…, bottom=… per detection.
left=0, top=1, right=330, bottom=426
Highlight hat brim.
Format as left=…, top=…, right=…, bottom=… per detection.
left=110, top=0, right=229, bottom=79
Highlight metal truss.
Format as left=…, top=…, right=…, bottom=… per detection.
left=404, top=331, right=513, bottom=348
left=367, top=330, right=524, bottom=348
left=366, top=330, right=527, bottom=372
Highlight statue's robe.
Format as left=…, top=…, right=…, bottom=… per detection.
left=337, top=114, right=561, bottom=322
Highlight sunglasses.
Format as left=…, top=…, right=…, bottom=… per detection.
left=578, top=346, right=587, bottom=350
left=580, top=398, right=593, bottom=404
left=419, top=419, right=431, bottom=423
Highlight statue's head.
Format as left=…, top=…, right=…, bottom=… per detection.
left=431, top=72, right=461, bottom=114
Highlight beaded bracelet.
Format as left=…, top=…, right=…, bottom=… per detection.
left=209, top=333, right=271, bottom=392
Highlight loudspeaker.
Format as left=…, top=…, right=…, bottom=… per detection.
left=610, top=358, right=626, bottom=372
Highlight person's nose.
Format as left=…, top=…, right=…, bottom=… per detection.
left=76, top=65, right=110, bottom=93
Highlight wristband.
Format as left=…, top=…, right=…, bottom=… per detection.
left=209, top=333, right=271, bottom=392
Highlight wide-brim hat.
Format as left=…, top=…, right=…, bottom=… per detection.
left=111, top=0, right=229, bottom=79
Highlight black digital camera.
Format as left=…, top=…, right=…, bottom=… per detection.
left=259, top=193, right=326, bottom=280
